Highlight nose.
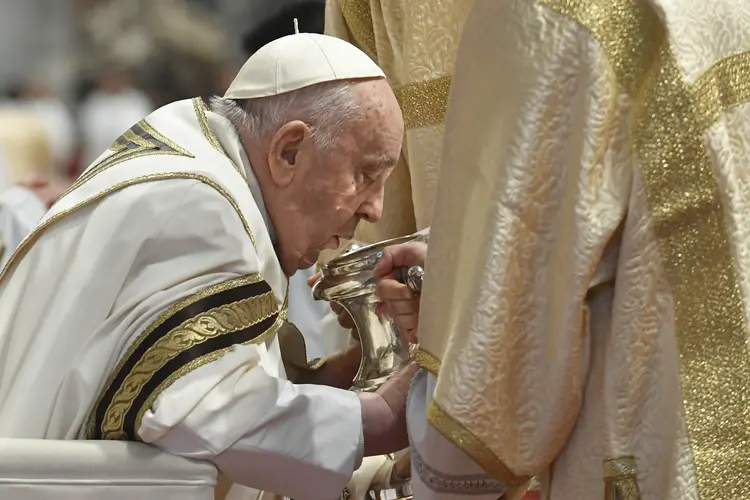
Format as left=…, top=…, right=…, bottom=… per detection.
left=358, top=187, right=384, bottom=223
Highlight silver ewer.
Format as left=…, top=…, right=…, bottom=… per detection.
left=311, top=233, right=426, bottom=392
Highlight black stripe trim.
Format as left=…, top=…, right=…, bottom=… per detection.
left=87, top=274, right=281, bottom=440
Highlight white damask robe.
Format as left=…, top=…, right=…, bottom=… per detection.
left=0, top=98, right=363, bottom=500
left=408, top=0, right=750, bottom=499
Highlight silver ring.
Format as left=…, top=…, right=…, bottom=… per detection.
left=399, top=265, right=424, bottom=294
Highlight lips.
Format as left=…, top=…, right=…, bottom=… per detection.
left=322, top=236, right=340, bottom=250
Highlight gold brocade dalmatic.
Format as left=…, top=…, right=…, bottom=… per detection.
left=325, top=0, right=474, bottom=243
left=417, top=0, right=750, bottom=498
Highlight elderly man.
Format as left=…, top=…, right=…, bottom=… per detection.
left=0, top=33, right=413, bottom=500
left=376, top=0, right=750, bottom=499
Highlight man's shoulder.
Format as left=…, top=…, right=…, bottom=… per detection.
left=88, top=177, right=248, bottom=233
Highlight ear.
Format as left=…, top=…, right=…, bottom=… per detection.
left=267, top=121, right=310, bottom=187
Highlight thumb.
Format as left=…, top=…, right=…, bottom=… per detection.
left=307, top=272, right=322, bottom=287
left=373, top=249, right=396, bottom=277
left=374, top=244, right=425, bottom=277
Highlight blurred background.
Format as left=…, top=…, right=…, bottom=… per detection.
left=0, top=0, right=323, bottom=186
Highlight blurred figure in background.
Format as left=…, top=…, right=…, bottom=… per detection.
left=0, top=106, right=68, bottom=268
left=6, top=77, right=77, bottom=179
left=0, top=175, right=66, bottom=268
left=0, top=108, right=53, bottom=187
left=78, top=63, right=154, bottom=167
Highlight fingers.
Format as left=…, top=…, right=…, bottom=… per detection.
left=389, top=314, right=419, bottom=344
left=337, top=309, right=356, bottom=330
left=400, top=327, right=419, bottom=345
left=307, top=271, right=322, bottom=287
left=376, top=279, right=414, bottom=301
left=383, top=297, right=419, bottom=317
left=376, top=278, right=420, bottom=344
left=393, top=452, right=412, bottom=481
left=330, top=301, right=356, bottom=330
left=373, top=242, right=427, bottom=277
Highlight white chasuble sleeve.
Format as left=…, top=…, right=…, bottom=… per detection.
left=413, top=0, right=631, bottom=487
left=85, top=181, right=363, bottom=500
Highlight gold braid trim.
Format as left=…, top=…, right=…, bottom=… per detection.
left=426, top=401, right=530, bottom=486
left=86, top=274, right=286, bottom=441
left=603, top=456, right=641, bottom=500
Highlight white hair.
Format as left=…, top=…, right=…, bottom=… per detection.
left=209, top=80, right=362, bottom=151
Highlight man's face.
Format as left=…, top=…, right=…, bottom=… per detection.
left=269, top=80, right=404, bottom=274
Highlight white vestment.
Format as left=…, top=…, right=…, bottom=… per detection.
left=0, top=185, right=46, bottom=268
left=0, top=98, right=363, bottom=500
left=408, top=0, right=750, bottom=499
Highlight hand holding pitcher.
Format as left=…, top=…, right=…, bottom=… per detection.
left=373, top=242, right=427, bottom=345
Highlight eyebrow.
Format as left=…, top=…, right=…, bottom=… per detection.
left=364, top=154, right=398, bottom=168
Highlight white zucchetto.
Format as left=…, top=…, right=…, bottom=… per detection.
left=224, top=33, right=385, bottom=99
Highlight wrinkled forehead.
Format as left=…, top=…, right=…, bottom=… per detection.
left=343, top=120, right=401, bottom=167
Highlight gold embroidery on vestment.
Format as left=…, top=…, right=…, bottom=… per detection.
left=68, top=119, right=194, bottom=195
left=191, top=97, right=247, bottom=180
left=427, top=401, right=531, bottom=486
left=604, top=456, right=641, bottom=500
left=412, top=347, right=441, bottom=375
left=422, top=0, right=750, bottom=496
left=338, top=0, right=378, bottom=59
left=85, top=274, right=286, bottom=440
left=395, top=76, right=453, bottom=130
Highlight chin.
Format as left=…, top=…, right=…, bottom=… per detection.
left=298, top=254, right=320, bottom=271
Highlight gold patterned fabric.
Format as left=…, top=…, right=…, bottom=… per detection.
left=325, top=0, right=473, bottom=243
left=86, top=274, right=283, bottom=441
left=415, top=0, right=750, bottom=498
left=604, top=457, right=642, bottom=500
left=68, top=119, right=194, bottom=195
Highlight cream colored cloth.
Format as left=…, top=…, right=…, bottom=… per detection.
left=0, top=107, right=52, bottom=184
left=324, top=0, right=473, bottom=243
left=412, top=0, right=750, bottom=499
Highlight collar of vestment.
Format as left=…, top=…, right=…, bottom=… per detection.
left=202, top=107, right=278, bottom=245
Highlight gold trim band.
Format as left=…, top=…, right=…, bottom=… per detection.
left=603, top=456, right=641, bottom=500
left=412, top=347, right=441, bottom=376
left=87, top=274, right=284, bottom=440
left=426, top=400, right=530, bottom=486
left=395, top=76, right=452, bottom=130
left=338, top=0, right=378, bottom=59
